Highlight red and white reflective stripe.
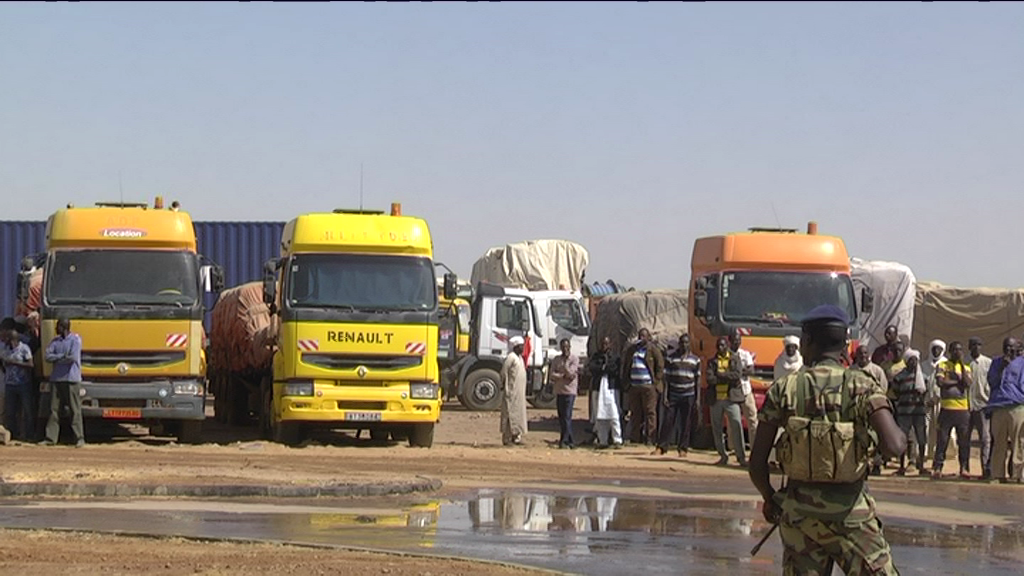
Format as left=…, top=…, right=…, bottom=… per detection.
left=165, top=334, right=188, bottom=348
left=297, top=339, right=320, bottom=352
left=405, top=342, right=427, bottom=355
left=736, top=327, right=752, bottom=336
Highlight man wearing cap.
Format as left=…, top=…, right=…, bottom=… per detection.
left=500, top=336, right=528, bottom=446
left=749, top=305, right=906, bottom=574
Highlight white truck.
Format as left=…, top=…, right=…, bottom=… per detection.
left=451, top=283, right=590, bottom=411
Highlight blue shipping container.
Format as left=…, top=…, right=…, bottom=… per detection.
left=0, top=221, right=285, bottom=330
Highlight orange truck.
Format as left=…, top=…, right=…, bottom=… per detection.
left=688, top=222, right=873, bottom=446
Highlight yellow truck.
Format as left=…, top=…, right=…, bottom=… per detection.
left=215, top=203, right=455, bottom=447
left=19, top=199, right=223, bottom=443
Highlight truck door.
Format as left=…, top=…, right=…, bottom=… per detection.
left=477, top=295, right=533, bottom=360
left=546, top=296, right=590, bottom=355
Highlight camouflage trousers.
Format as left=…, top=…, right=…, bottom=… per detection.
left=779, top=514, right=898, bottom=575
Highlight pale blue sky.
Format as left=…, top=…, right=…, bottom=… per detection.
left=2, top=2, right=1023, bottom=289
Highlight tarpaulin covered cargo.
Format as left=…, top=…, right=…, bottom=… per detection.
left=588, top=290, right=688, bottom=356
left=912, top=282, right=1024, bottom=354
left=470, top=239, right=588, bottom=292
left=209, top=281, right=277, bottom=375
left=851, top=258, right=916, bottom=351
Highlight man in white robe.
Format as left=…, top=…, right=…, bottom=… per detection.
left=500, top=336, right=528, bottom=445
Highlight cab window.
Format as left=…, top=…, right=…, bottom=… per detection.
left=550, top=299, right=588, bottom=336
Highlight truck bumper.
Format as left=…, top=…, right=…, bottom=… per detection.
left=277, top=383, right=440, bottom=425
left=45, top=379, right=207, bottom=421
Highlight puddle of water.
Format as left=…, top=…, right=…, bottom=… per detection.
left=1, top=490, right=1022, bottom=575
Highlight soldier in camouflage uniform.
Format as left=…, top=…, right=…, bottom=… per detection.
left=749, top=305, right=907, bottom=575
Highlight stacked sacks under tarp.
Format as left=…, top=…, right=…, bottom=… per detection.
left=470, top=239, right=589, bottom=292
left=209, top=281, right=277, bottom=377
left=588, top=290, right=689, bottom=357
left=913, top=282, right=1024, bottom=355
left=851, top=258, right=916, bottom=351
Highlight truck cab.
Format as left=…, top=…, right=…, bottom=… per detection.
left=455, top=283, right=590, bottom=411
left=259, top=204, right=453, bottom=447
left=20, top=199, right=223, bottom=444
left=689, top=222, right=872, bottom=444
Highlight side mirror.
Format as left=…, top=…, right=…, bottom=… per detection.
left=861, top=287, right=874, bottom=314
left=520, top=318, right=531, bottom=333
left=695, top=277, right=708, bottom=291
left=211, top=265, right=225, bottom=292
left=694, top=291, right=708, bottom=318
left=262, top=259, right=279, bottom=312
left=443, top=272, right=458, bottom=301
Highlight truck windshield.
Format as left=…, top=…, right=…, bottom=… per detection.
left=720, top=271, right=856, bottom=325
left=286, top=254, right=437, bottom=311
left=46, top=250, right=200, bottom=306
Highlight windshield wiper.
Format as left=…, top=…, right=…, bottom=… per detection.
left=54, top=298, right=116, bottom=309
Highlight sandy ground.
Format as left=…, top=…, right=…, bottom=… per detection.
left=0, top=529, right=548, bottom=575
left=0, top=399, right=1018, bottom=573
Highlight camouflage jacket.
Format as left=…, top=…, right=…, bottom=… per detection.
left=760, top=358, right=891, bottom=524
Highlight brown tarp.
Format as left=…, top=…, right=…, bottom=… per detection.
left=913, top=281, right=1024, bottom=354
left=210, top=281, right=277, bottom=375
left=588, top=290, right=689, bottom=356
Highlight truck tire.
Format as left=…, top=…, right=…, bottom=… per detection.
left=528, top=384, right=557, bottom=409
left=370, top=428, right=390, bottom=442
left=408, top=423, right=434, bottom=448
left=459, top=368, right=503, bottom=412
left=273, top=420, right=303, bottom=446
left=177, top=420, right=203, bottom=445
left=259, top=378, right=273, bottom=440
left=227, top=378, right=251, bottom=427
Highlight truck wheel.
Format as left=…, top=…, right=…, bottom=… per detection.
left=460, top=368, right=503, bottom=411
left=177, top=420, right=203, bottom=445
left=370, top=428, right=390, bottom=442
left=408, top=423, right=434, bottom=448
left=273, top=420, right=303, bottom=446
left=528, top=385, right=557, bottom=409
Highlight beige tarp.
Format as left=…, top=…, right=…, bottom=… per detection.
left=588, top=290, right=688, bottom=356
left=470, top=239, right=588, bottom=292
left=912, top=281, right=1024, bottom=354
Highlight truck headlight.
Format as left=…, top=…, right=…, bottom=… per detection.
left=410, top=383, right=439, bottom=399
left=284, top=380, right=314, bottom=396
left=173, top=382, right=203, bottom=396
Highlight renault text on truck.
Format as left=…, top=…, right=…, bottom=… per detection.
left=230, top=203, right=454, bottom=447
left=452, top=283, right=590, bottom=411
left=688, top=222, right=872, bottom=446
left=19, top=198, right=223, bottom=443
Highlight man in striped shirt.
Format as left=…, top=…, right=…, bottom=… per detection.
left=654, top=334, right=699, bottom=457
left=621, top=328, right=664, bottom=446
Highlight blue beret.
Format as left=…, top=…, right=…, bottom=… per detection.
left=802, top=304, right=850, bottom=327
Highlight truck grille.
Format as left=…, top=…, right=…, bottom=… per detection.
left=337, top=401, right=386, bottom=411
left=82, top=351, right=186, bottom=368
left=302, top=353, right=422, bottom=371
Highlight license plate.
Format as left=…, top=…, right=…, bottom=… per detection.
left=345, top=411, right=381, bottom=422
left=103, top=408, right=142, bottom=419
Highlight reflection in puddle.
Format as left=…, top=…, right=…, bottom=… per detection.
left=2, top=490, right=1023, bottom=574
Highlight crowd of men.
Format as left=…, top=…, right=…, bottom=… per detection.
left=0, top=316, right=85, bottom=447
left=496, top=322, right=1024, bottom=484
